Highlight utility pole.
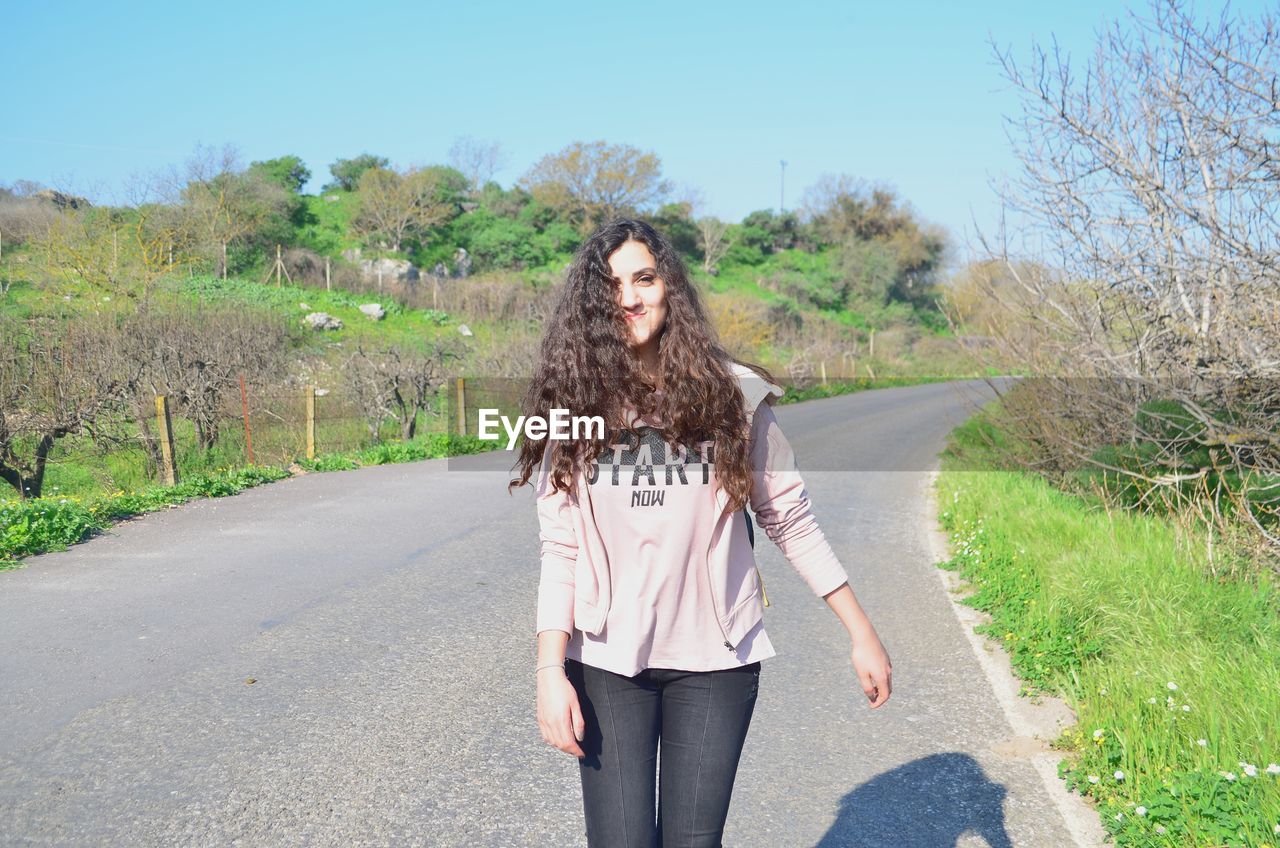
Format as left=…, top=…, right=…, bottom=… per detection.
left=779, top=159, right=787, bottom=214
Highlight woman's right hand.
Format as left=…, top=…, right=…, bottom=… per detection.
left=537, top=670, right=586, bottom=758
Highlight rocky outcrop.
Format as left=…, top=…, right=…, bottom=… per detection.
left=33, top=189, right=91, bottom=210
left=303, top=312, right=343, bottom=330
left=453, top=247, right=471, bottom=278
left=341, top=248, right=419, bottom=285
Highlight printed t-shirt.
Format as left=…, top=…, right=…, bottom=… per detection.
left=563, top=389, right=778, bottom=675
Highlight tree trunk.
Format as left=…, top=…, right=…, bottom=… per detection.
left=27, top=433, right=54, bottom=499
left=196, top=417, right=220, bottom=453
left=0, top=464, right=25, bottom=499
left=132, top=396, right=163, bottom=478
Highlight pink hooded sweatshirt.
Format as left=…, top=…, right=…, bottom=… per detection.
left=534, top=361, right=851, bottom=676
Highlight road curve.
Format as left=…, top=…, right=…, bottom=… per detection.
left=0, top=377, right=1083, bottom=846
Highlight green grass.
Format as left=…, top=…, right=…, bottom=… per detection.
left=935, top=409, right=1280, bottom=846
left=171, top=274, right=454, bottom=351
left=296, top=192, right=361, bottom=256
left=0, top=465, right=291, bottom=569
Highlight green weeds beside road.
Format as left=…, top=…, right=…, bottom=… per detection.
left=935, top=414, right=1280, bottom=846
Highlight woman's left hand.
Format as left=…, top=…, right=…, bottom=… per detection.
left=850, top=633, right=892, bottom=709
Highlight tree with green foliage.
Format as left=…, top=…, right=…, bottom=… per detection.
left=519, top=140, right=672, bottom=236
left=326, top=154, right=390, bottom=193
left=649, top=200, right=699, bottom=259
left=739, top=209, right=808, bottom=255
left=445, top=204, right=579, bottom=271
left=34, top=203, right=189, bottom=302
left=351, top=165, right=465, bottom=254
left=248, top=155, right=311, bottom=194
left=801, top=174, right=947, bottom=307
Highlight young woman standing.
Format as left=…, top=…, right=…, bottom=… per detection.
left=509, top=218, right=892, bottom=847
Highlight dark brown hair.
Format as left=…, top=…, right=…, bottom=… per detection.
left=507, top=217, right=777, bottom=516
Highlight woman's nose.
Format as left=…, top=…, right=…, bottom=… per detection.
left=618, top=280, right=639, bottom=308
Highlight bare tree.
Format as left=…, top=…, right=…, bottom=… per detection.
left=448, top=136, right=508, bottom=194
left=160, top=143, right=290, bottom=278
left=0, top=185, right=61, bottom=251
left=0, top=314, right=142, bottom=498
left=696, top=216, right=736, bottom=274
left=118, top=301, right=292, bottom=454
left=385, top=344, right=463, bottom=440
left=351, top=166, right=455, bottom=254
left=970, top=0, right=1280, bottom=550
left=519, top=140, right=672, bottom=235
left=340, top=342, right=463, bottom=441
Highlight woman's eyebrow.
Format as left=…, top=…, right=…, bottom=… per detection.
left=610, top=266, right=658, bottom=282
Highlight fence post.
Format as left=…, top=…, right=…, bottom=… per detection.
left=239, top=374, right=255, bottom=465
left=154, top=394, right=179, bottom=486
left=325, top=256, right=331, bottom=291
left=456, top=377, right=467, bottom=436
left=305, top=385, right=316, bottom=460
left=820, top=360, right=828, bottom=386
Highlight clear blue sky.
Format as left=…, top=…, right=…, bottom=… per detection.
left=3, top=0, right=1264, bottom=268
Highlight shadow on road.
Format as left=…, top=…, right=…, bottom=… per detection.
left=816, top=753, right=1012, bottom=848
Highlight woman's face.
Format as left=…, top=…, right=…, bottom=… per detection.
left=608, top=239, right=668, bottom=351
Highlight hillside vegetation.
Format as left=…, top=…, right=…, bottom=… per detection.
left=0, top=142, right=981, bottom=553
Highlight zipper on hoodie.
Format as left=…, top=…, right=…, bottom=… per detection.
left=706, top=573, right=737, bottom=653
left=706, top=498, right=740, bottom=654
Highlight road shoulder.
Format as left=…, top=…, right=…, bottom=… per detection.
left=922, top=468, right=1109, bottom=848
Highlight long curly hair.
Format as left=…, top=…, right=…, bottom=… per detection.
left=506, top=217, right=777, bottom=516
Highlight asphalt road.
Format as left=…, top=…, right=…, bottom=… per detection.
left=0, top=377, right=1084, bottom=847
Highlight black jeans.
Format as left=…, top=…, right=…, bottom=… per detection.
left=564, top=657, right=761, bottom=848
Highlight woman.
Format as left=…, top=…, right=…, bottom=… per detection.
left=508, top=218, right=892, bottom=847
